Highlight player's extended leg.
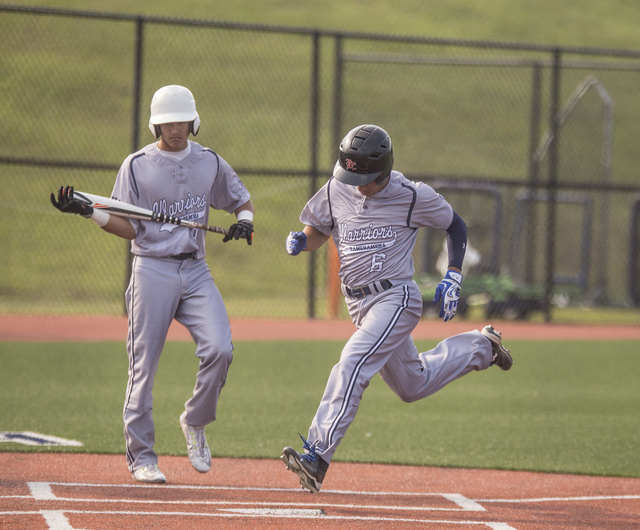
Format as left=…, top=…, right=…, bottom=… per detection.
left=282, top=282, right=423, bottom=492
left=174, top=259, right=234, bottom=472
left=123, top=257, right=181, bottom=477
left=378, top=330, right=492, bottom=403
left=307, top=282, right=423, bottom=462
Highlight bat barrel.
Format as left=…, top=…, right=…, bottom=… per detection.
left=72, top=190, right=229, bottom=236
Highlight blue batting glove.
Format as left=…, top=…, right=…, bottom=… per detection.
left=432, top=270, right=463, bottom=322
left=286, top=231, right=307, bottom=256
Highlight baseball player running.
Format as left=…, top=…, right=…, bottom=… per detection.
left=281, top=124, right=512, bottom=493
left=51, top=85, right=254, bottom=484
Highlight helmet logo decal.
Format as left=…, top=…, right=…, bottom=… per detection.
left=345, top=159, right=357, bottom=171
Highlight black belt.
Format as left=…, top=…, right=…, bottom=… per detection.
left=168, top=251, right=196, bottom=260
left=344, top=279, right=393, bottom=300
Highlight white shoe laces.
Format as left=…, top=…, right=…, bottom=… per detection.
left=139, top=464, right=160, bottom=476
left=186, top=426, right=208, bottom=458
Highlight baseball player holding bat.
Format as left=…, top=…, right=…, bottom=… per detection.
left=281, top=124, right=513, bottom=493
left=51, top=85, right=254, bottom=484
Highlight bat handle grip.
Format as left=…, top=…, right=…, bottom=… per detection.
left=152, top=212, right=178, bottom=225
left=157, top=212, right=183, bottom=226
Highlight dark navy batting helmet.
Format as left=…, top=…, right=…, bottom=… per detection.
left=333, top=124, right=394, bottom=186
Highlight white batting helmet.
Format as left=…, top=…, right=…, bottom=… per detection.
left=148, top=85, right=201, bottom=138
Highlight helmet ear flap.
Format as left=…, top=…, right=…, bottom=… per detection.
left=374, top=170, right=391, bottom=186
left=373, top=147, right=393, bottom=185
left=190, top=117, right=201, bottom=137
left=152, top=121, right=199, bottom=140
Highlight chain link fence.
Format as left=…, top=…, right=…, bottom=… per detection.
left=1, top=5, right=640, bottom=324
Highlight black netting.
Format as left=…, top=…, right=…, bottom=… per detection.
left=2, top=7, right=639, bottom=323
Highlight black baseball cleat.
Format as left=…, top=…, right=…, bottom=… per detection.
left=481, top=325, right=513, bottom=371
left=281, top=434, right=329, bottom=493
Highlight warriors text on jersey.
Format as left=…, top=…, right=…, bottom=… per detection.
left=300, top=171, right=453, bottom=287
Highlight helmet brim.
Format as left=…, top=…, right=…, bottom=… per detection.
left=149, top=111, right=199, bottom=125
left=333, top=160, right=385, bottom=186
left=148, top=114, right=200, bottom=138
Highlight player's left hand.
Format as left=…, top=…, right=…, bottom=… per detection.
left=224, top=220, right=253, bottom=245
left=50, top=185, right=94, bottom=218
left=432, top=270, right=463, bottom=322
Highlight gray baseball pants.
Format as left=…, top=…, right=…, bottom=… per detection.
left=307, top=280, right=492, bottom=462
left=123, top=256, right=233, bottom=472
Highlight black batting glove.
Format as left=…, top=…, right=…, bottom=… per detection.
left=223, top=220, right=253, bottom=245
left=50, top=186, right=94, bottom=218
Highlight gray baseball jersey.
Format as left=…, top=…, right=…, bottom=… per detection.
left=112, top=141, right=249, bottom=259
left=300, top=170, right=453, bottom=288
left=297, top=171, right=493, bottom=463
left=114, top=140, right=250, bottom=473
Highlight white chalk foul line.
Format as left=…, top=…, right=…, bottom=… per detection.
left=0, top=510, right=518, bottom=530
left=13, top=482, right=640, bottom=508
left=476, top=495, right=640, bottom=503
left=10, top=481, right=635, bottom=530
left=23, top=481, right=484, bottom=512
left=40, top=510, right=88, bottom=530
left=28, top=482, right=56, bottom=500
left=220, top=508, right=327, bottom=516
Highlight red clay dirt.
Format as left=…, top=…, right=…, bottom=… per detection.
left=1, top=453, right=639, bottom=530
left=2, top=314, right=640, bottom=342
left=1, top=315, right=639, bottom=529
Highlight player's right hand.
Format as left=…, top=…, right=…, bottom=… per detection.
left=50, top=186, right=94, bottom=218
left=286, top=231, right=307, bottom=256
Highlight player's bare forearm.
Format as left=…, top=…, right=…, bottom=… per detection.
left=303, top=225, right=330, bottom=252
left=234, top=199, right=254, bottom=217
left=102, top=215, right=136, bottom=240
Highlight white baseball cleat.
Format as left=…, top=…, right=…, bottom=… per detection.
left=179, top=411, right=211, bottom=473
left=131, top=464, right=166, bottom=484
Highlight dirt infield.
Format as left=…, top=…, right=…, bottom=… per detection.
left=2, top=315, right=639, bottom=529
left=1, top=453, right=639, bottom=530
left=2, top=314, right=640, bottom=342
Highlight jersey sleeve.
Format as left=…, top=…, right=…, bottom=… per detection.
left=410, top=181, right=454, bottom=230
left=300, top=181, right=333, bottom=235
left=209, top=155, right=251, bottom=213
left=111, top=155, right=141, bottom=235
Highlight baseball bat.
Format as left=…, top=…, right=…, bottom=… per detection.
left=73, top=190, right=230, bottom=236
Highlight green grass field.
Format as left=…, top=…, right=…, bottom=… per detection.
left=1, top=339, right=638, bottom=477
left=8, top=0, right=640, bottom=50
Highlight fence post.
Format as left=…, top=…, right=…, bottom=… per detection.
left=123, top=16, right=145, bottom=315
left=324, top=35, right=345, bottom=319
left=524, top=61, right=542, bottom=284
left=332, top=35, right=343, bottom=151
left=307, top=31, right=321, bottom=319
left=131, top=17, right=144, bottom=154
left=543, top=48, right=562, bottom=322
left=630, top=197, right=640, bottom=307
